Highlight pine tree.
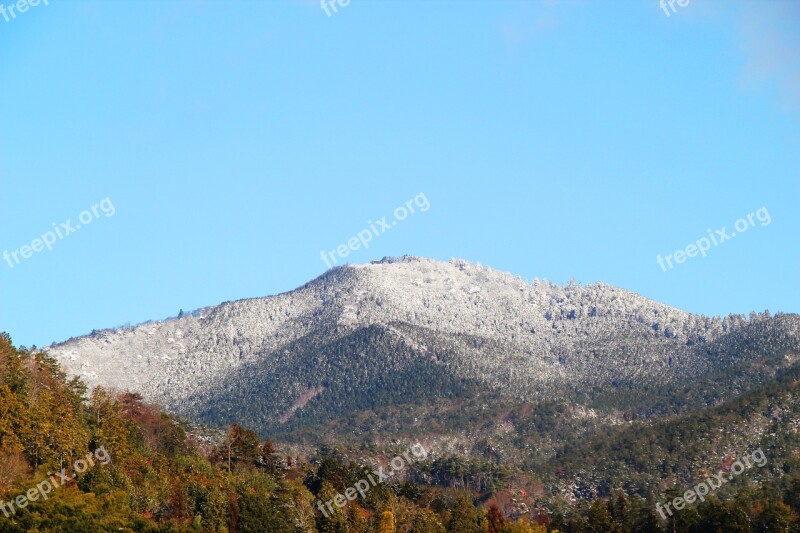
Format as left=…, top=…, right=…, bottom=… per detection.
left=316, top=481, right=347, bottom=533
left=446, top=495, right=483, bottom=533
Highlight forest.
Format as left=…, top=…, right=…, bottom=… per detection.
left=2, top=333, right=800, bottom=532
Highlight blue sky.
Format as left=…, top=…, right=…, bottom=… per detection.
left=1, top=0, right=798, bottom=348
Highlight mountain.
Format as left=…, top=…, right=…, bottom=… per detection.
left=537, top=363, right=800, bottom=501
left=45, top=256, right=800, bottom=441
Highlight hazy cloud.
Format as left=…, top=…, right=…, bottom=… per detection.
left=738, top=1, right=800, bottom=111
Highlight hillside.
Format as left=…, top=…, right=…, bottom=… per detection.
left=5, top=333, right=800, bottom=532
left=45, top=257, right=800, bottom=439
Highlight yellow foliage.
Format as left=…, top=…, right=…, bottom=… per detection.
left=378, top=510, right=396, bottom=533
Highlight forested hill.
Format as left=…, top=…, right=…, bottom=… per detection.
left=3, top=332, right=800, bottom=531
left=0, top=333, right=519, bottom=532
left=45, top=257, right=800, bottom=438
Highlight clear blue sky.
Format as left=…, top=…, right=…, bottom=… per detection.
left=1, top=0, right=798, bottom=348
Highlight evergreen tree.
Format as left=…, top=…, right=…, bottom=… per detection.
left=446, top=495, right=484, bottom=533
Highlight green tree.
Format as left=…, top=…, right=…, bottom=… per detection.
left=411, top=508, right=446, bottom=533
left=446, top=495, right=483, bottom=533
left=316, top=481, right=347, bottom=533
left=586, top=499, right=619, bottom=533
left=693, top=498, right=750, bottom=533
left=753, top=500, right=793, bottom=533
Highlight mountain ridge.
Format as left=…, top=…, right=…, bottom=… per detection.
left=44, top=256, right=800, bottom=438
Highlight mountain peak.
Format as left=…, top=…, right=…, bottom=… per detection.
left=44, top=257, right=800, bottom=437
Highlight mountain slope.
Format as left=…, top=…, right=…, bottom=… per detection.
left=45, top=256, right=800, bottom=437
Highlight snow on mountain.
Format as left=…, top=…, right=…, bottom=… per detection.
left=44, top=256, right=800, bottom=430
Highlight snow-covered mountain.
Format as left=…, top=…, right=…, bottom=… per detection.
left=45, top=256, right=800, bottom=434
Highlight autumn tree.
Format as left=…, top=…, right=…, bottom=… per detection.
left=487, top=503, right=506, bottom=533
left=214, top=423, right=261, bottom=472
left=378, top=510, right=396, bottom=533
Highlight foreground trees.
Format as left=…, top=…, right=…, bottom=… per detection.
left=2, top=333, right=800, bottom=532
